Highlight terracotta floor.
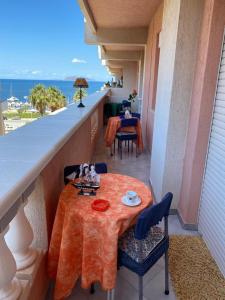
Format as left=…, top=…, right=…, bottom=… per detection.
left=47, top=130, right=198, bottom=300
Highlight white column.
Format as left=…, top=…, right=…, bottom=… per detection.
left=5, top=202, right=37, bottom=270
left=0, top=227, right=21, bottom=300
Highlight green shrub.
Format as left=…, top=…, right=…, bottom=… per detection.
left=3, top=111, right=41, bottom=119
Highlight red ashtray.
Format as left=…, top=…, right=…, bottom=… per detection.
left=92, top=199, right=110, bottom=212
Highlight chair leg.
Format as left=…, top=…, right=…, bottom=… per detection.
left=131, top=141, right=133, bottom=153
left=165, top=251, right=169, bottom=295
left=107, top=288, right=115, bottom=300
left=110, top=145, right=113, bottom=156
left=120, top=140, right=122, bottom=159
left=107, top=290, right=111, bottom=300
left=138, top=276, right=143, bottom=300
left=128, top=140, right=130, bottom=152
left=90, top=283, right=95, bottom=294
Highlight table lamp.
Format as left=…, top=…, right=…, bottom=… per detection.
left=73, top=78, right=89, bottom=108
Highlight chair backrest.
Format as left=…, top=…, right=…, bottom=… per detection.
left=64, top=162, right=108, bottom=185
left=131, top=112, right=141, bottom=119
left=134, top=192, right=173, bottom=240
left=120, top=112, right=141, bottom=119
left=120, top=117, right=138, bottom=128
left=122, top=100, right=131, bottom=109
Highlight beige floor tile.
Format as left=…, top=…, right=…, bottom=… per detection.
left=143, top=270, right=176, bottom=300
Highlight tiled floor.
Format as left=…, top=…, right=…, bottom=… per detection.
left=47, top=130, right=199, bottom=300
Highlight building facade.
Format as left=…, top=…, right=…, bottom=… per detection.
left=78, top=0, right=225, bottom=277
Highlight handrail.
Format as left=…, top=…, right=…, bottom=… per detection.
left=0, top=90, right=109, bottom=231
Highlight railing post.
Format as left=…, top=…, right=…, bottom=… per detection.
left=0, top=226, right=22, bottom=300
left=5, top=200, right=37, bottom=270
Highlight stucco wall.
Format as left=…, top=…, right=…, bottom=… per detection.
left=110, top=61, right=138, bottom=104
left=23, top=100, right=105, bottom=299
left=40, top=102, right=104, bottom=241
left=150, top=0, right=181, bottom=204
left=178, top=0, right=225, bottom=225
left=150, top=0, right=204, bottom=208
left=0, top=103, right=5, bottom=135
left=137, top=51, right=145, bottom=99
left=141, top=3, right=163, bottom=152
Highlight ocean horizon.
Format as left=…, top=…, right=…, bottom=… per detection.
left=0, top=79, right=104, bottom=104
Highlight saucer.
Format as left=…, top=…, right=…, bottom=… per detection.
left=122, top=196, right=141, bottom=207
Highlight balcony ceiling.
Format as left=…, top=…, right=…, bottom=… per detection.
left=106, top=60, right=137, bottom=69
left=106, top=60, right=124, bottom=68
left=87, top=0, right=162, bottom=29
left=104, top=45, right=144, bottom=51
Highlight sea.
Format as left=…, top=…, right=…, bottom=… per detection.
left=0, top=79, right=104, bottom=104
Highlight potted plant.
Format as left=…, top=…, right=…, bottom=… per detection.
left=128, top=89, right=137, bottom=102
left=105, top=81, right=111, bottom=88
left=128, top=89, right=138, bottom=112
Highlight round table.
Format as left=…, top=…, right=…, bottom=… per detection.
left=104, top=116, right=144, bottom=151
left=48, top=173, right=152, bottom=300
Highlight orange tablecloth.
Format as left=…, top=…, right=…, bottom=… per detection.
left=48, top=173, right=152, bottom=300
left=104, top=116, right=144, bottom=151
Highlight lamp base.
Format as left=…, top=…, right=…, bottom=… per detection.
left=78, top=102, right=85, bottom=108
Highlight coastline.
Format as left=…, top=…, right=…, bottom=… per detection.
left=0, top=78, right=104, bottom=103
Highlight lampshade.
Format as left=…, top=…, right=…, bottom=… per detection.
left=73, top=78, right=89, bottom=88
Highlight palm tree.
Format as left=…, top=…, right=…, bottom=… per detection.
left=29, top=85, right=67, bottom=115
left=29, top=84, right=48, bottom=116
left=47, top=86, right=67, bottom=112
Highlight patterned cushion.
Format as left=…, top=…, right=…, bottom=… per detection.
left=118, top=226, right=164, bottom=263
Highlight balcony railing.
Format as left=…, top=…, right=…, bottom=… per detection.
left=0, top=90, right=109, bottom=300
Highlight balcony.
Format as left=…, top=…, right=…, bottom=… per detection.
left=1, top=0, right=225, bottom=298
left=57, top=125, right=198, bottom=300
left=0, top=89, right=199, bottom=300
left=0, top=91, right=108, bottom=299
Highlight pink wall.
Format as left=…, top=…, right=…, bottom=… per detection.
left=142, top=3, right=163, bottom=152
left=42, top=101, right=104, bottom=241
left=178, top=0, right=225, bottom=225
left=29, top=100, right=105, bottom=300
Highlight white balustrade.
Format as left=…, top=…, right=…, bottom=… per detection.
left=5, top=201, right=37, bottom=271
left=0, top=227, right=21, bottom=300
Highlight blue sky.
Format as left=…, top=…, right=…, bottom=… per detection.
left=0, top=0, right=109, bottom=81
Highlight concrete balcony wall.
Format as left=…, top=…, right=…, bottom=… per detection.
left=109, top=61, right=138, bottom=105
left=141, top=3, right=163, bottom=152
left=0, top=101, right=6, bottom=135
left=178, top=0, right=225, bottom=226
left=137, top=51, right=145, bottom=99
left=0, top=91, right=108, bottom=300
left=150, top=0, right=204, bottom=209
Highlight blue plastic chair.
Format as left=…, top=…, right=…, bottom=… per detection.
left=120, top=112, right=141, bottom=119
left=131, top=112, right=141, bottom=119
left=121, top=100, right=131, bottom=111
left=64, top=162, right=107, bottom=185
left=115, top=117, right=138, bottom=159
left=118, top=193, right=173, bottom=300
